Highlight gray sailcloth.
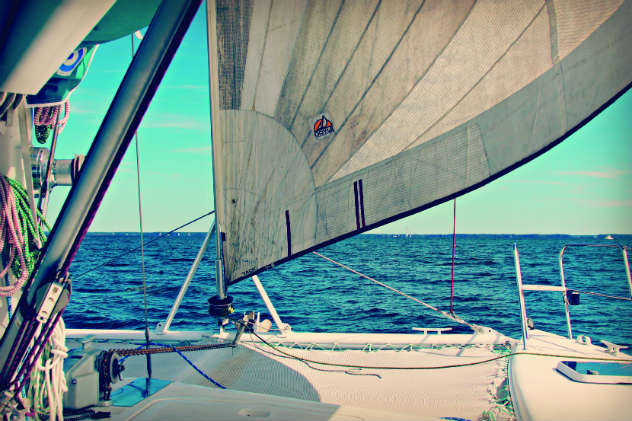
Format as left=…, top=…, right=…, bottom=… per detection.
left=206, top=0, right=632, bottom=285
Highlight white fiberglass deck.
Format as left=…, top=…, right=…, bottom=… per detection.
left=509, top=329, right=632, bottom=421
left=69, top=330, right=515, bottom=420
left=103, top=381, right=426, bottom=421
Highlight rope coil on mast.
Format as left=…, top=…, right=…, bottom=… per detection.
left=33, top=101, right=70, bottom=144
left=0, top=175, right=48, bottom=296
left=0, top=172, right=64, bottom=421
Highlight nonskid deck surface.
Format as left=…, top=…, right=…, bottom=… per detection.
left=99, top=381, right=427, bottom=421
left=68, top=331, right=515, bottom=420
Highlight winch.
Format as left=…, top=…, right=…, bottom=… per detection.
left=31, top=147, right=84, bottom=197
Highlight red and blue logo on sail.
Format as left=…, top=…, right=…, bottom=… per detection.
left=313, top=115, right=334, bottom=138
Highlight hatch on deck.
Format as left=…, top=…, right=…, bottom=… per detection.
left=557, top=361, right=632, bottom=384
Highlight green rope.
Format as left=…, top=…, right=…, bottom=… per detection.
left=2, top=176, right=54, bottom=420
left=2, top=175, right=49, bottom=279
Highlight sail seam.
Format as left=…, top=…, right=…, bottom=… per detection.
left=252, top=0, right=274, bottom=111
left=546, top=1, right=560, bottom=64
left=287, top=0, right=346, bottom=129
left=402, top=3, right=547, bottom=153
left=299, top=0, right=383, bottom=148
left=308, top=0, right=426, bottom=159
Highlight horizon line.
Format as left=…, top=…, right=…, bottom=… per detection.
left=81, top=231, right=631, bottom=236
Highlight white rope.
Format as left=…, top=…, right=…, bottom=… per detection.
left=32, top=318, right=67, bottom=421
left=311, top=251, right=478, bottom=330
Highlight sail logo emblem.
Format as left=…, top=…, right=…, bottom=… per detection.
left=313, top=115, right=334, bottom=138
left=56, top=47, right=87, bottom=76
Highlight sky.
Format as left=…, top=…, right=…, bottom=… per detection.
left=47, top=6, right=632, bottom=235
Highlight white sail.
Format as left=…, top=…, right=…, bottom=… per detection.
left=207, top=0, right=632, bottom=284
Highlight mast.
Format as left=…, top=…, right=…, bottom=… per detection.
left=0, top=0, right=202, bottom=394
left=206, top=0, right=228, bottom=305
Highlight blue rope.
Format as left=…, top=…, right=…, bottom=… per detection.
left=116, top=342, right=227, bottom=389
left=118, top=342, right=225, bottom=389
left=4, top=274, right=11, bottom=319
left=148, top=342, right=226, bottom=389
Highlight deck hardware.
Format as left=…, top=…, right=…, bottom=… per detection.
left=600, top=340, right=628, bottom=354
left=34, top=282, right=64, bottom=323
left=576, top=335, right=592, bottom=345
left=566, top=290, right=580, bottom=305
left=252, top=275, right=291, bottom=333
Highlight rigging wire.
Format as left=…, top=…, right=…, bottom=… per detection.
left=311, top=251, right=478, bottom=330
left=72, top=210, right=214, bottom=280
left=569, top=289, right=632, bottom=301
left=131, top=33, right=151, bottom=380
left=450, top=198, right=456, bottom=313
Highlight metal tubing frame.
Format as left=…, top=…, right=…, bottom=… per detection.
left=558, top=243, right=632, bottom=340
left=558, top=246, right=574, bottom=340
left=513, top=245, right=529, bottom=350
left=0, top=0, right=202, bottom=382
left=515, top=242, right=632, bottom=350
left=252, top=275, right=288, bottom=333
left=622, top=247, right=632, bottom=298
left=162, top=219, right=215, bottom=332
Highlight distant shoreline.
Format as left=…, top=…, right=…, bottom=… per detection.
left=82, top=232, right=631, bottom=237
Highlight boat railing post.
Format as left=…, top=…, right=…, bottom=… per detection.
left=251, top=275, right=288, bottom=333
left=162, top=219, right=215, bottom=333
left=558, top=246, right=573, bottom=340
left=513, top=244, right=528, bottom=350
left=622, top=247, right=632, bottom=299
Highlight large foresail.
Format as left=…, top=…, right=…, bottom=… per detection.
left=207, top=0, right=632, bottom=285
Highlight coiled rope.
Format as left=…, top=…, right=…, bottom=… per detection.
left=33, top=101, right=70, bottom=144
left=0, top=175, right=48, bottom=296
left=30, top=319, right=68, bottom=421
left=0, top=176, right=65, bottom=420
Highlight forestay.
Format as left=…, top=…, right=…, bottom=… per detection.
left=206, top=0, right=632, bottom=285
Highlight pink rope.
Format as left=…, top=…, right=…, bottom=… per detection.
left=449, top=199, right=456, bottom=313
left=0, top=177, right=29, bottom=296
left=58, top=100, right=70, bottom=130
left=33, top=100, right=70, bottom=132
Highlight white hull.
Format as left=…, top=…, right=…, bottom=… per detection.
left=65, top=327, right=631, bottom=420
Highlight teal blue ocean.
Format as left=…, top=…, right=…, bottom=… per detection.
left=66, top=234, right=632, bottom=350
